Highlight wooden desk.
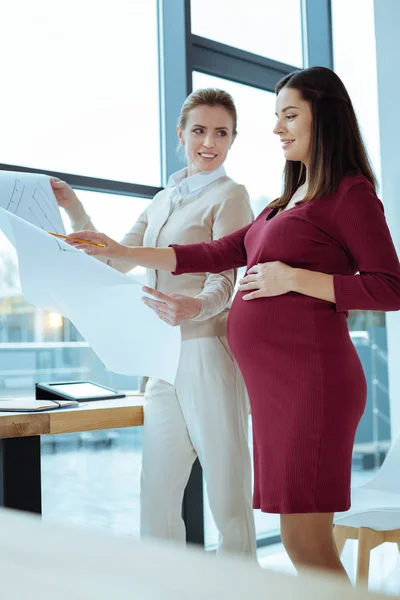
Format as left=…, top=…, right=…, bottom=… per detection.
left=0, top=396, right=144, bottom=514
left=0, top=396, right=144, bottom=439
left=0, top=393, right=204, bottom=546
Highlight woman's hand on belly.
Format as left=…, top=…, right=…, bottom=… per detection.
left=238, top=261, right=295, bottom=300
left=142, top=287, right=202, bottom=326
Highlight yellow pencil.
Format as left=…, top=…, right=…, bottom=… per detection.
left=48, top=231, right=106, bottom=248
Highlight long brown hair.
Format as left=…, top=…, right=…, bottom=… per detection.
left=270, top=66, right=377, bottom=209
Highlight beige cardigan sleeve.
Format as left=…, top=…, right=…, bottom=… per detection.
left=191, top=185, right=254, bottom=322
left=66, top=201, right=148, bottom=274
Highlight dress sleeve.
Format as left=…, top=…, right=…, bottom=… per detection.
left=171, top=222, right=251, bottom=276
left=333, top=181, right=400, bottom=312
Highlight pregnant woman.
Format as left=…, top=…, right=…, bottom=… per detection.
left=66, top=67, right=400, bottom=576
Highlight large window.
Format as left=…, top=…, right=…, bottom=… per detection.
left=0, top=0, right=159, bottom=544
left=0, top=0, right=161, bottom=185
left=66, top=191, right=150, bottom=243
left=191, top=0, right=303, bottom=67
left=0, top=0, right=333, bottom=548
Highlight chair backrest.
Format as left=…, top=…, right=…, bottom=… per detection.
left=362, top=429, right=400, bottom=493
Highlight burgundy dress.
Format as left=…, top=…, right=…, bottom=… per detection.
left=172, top=175, right=400, bottom=513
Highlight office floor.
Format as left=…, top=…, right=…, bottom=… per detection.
left=40, top=432, right=400, bottom=596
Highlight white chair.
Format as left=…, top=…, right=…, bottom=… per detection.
left=334, top=431, right=400, bottom=587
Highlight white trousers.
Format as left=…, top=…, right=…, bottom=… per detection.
left=140, top=336, right=256, bottom=556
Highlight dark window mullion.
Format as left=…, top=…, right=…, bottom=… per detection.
left=190, top=34, right=296, bottom=91
left=301, top=0, right=333, bottom=68
left=0, top=164, right=161, bottom=199
left=157, top=0, right=192, bottom=184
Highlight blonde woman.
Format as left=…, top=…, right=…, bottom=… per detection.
left=51, top=88, right=256, bottom=556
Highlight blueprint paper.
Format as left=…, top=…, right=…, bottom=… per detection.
left=0, top=170, right=66, bottom=235
left=0, top=208, right=181, bottom=384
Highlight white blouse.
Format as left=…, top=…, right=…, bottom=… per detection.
left=167, top=165, right=227, bottom=215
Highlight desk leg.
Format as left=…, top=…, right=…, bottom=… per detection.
left=182, top=458, right=204, bottom=546
left=0, top=436, right=42, bottom=514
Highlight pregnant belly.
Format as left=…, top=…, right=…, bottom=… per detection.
left=226, top=291, right=366, bottom=417
left=227, top=291, right=352, bottom=364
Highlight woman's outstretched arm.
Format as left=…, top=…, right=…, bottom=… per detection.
left=67, top=223, right=251, bottom=274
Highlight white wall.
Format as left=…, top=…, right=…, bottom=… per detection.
left=332, top=0, right=400, bottom=440
left=374, top=0, right=400, bottom=439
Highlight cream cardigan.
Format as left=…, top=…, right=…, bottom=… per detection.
left=69, top=177, right=253, bottom=340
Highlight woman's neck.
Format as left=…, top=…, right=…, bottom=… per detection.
left=293, top=182, right=307, bottom=200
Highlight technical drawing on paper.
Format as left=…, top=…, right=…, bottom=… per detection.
left=0, top=171, right=66, bottom=235
left=51, top=234, right=79, bottom=254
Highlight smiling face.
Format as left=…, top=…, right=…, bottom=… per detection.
left=273, top=87, right=313, bottom=168
left=177, top=104, right=236, bottom=176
